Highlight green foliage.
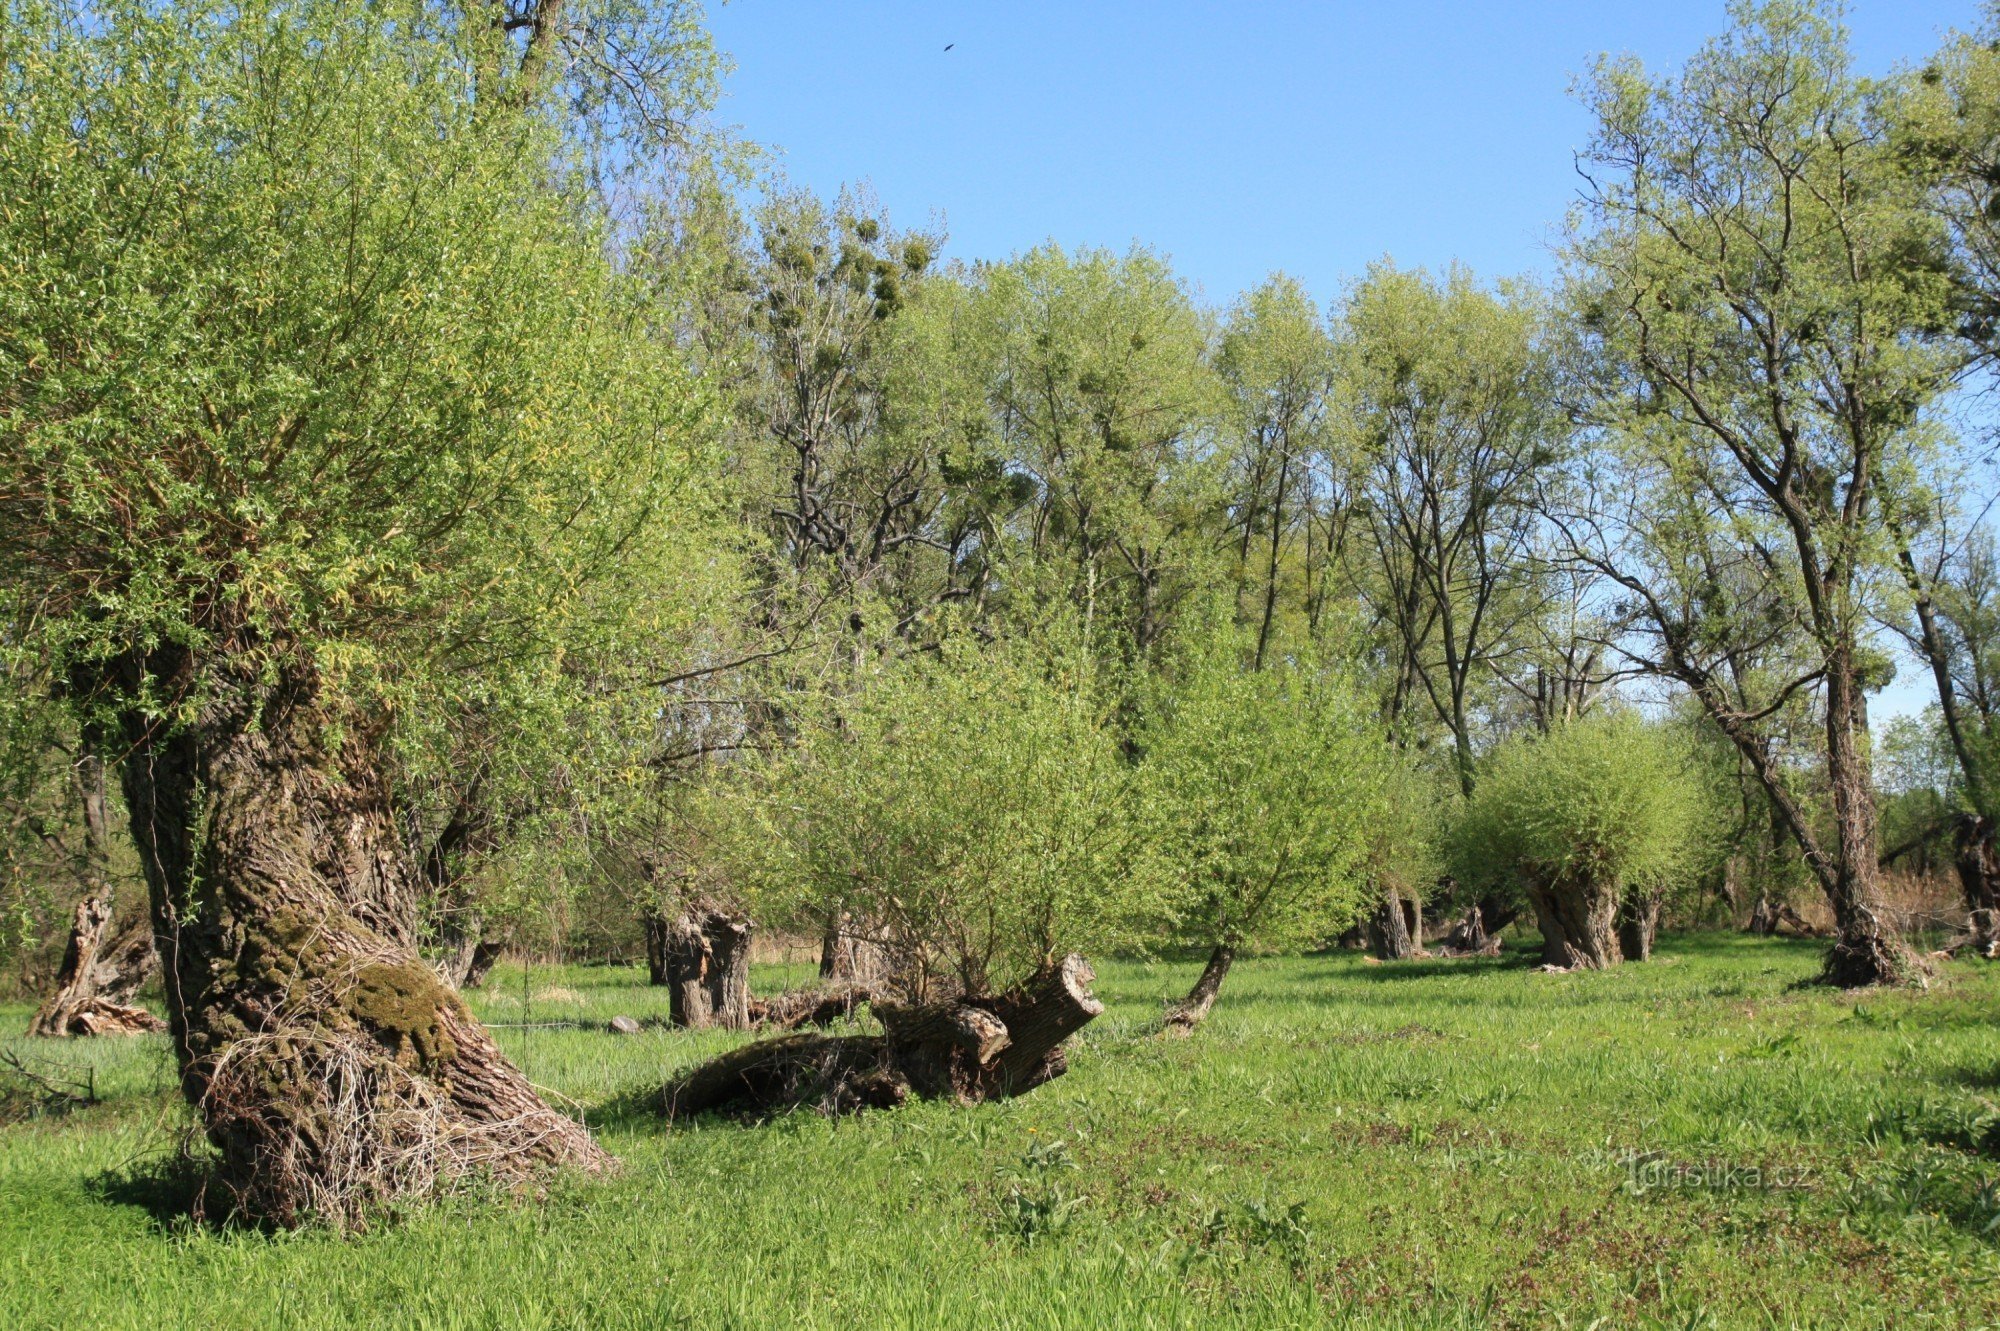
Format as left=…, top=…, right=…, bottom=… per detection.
left=746, top=619, right=1155, bottom=995
left=1452, top=712, right=1706, bottom=902
left=0, top=0, right=735, bottom=907
left=1139, top=631, right=1386, bottom=952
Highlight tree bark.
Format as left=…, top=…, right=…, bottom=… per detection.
left=661, top=954, right=1103, bottom=1117
left=1616, top=892, right=1661, bottom=963
left=663, top=905, right=752, bottom=1029
left=1524, top=868, right=1619, bottom=970
left=1439, top=904, right=1500, bottom=957
left=115, top=664, right=607, bottom=1226
left=1817, top=655, right=1913, bottom=987
left=1163, top=944, right=1233, bottom=1034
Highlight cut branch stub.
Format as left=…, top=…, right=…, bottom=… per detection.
left=659, top=953, right=1103, bottom=1119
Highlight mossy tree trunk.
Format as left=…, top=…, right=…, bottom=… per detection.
left=116, top=663, right=608, bottom=1226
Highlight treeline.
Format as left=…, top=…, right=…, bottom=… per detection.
left=4, top=0, right=2000, bottom=1223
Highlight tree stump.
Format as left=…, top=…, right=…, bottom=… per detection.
left=1438, top=904, right=1500, bottom=957
left=28, top=894, right=164, bottom=1038
left=819, top=909, right=893, bottom=985
left=660, top=954, right=1103, bottom=1118
left=1366, top=888, right=1415, bottom=961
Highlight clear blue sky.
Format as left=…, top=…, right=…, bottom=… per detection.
left=706, top=1, right=1981, bottom=721
left=708, top=0, right=1975, bottom=304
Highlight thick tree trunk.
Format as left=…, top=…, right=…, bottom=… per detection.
left=1817, top=658, right=1919, bottom=987
left=28, top=893, right=163, bottom=1037
left=663, top=905, right=752, bottom=1029
left=1955, top=815, right=2000, bottom=950
left=661, top=954, right=1103, bottom=1118
left=459, top=939, right=503, bottom=989
left=1476, top=895, right=1519, bottom=937
left=1616, top=892, right=1661, bottom=963
left=1366, top=887, right=1415, bottom=961
left=116, top=665, right=607, bottom=1226
left=1524, top=868, right=1619, bottom=970
left=1748, top=890, right=1777, bottom=936
left=1163, top=944, right=1233, bottom=1034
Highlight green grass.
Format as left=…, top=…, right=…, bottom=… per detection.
left=4, top=935, right=2000, bottom=1329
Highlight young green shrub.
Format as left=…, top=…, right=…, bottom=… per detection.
left=1139, top=638, right=1385, bottom=1029
left=1452, top=711, right=1703, bottom=968
left=753, top=621, right=1154, bottom=1000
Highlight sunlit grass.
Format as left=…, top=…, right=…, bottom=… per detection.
left=2, top=934, right=1996, bottom=1328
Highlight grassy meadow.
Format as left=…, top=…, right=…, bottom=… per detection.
left=3, top=936, right=1999, bottom=1329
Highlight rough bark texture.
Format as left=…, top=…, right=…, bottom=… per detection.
left=1748, top=891, right=1778, bottom=936
left=116, top=664, right=608, bottom=1226
left=663, top=906, right=752, bottom=1030
left=1366, top=889, right=1415, bottom=961
left=1616, top=892, right=1661, bottom=963
left=28, top=893, right=164, bottom=1037
left=661, top=955, right=1103, bottom=1118
left=1163, top=945, right=1233, bottom=1034
left=1524, top=868, right=1619, bottom=970
left=643, top=908, right=671, bottom=986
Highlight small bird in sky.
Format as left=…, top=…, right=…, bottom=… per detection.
left=944, top=43, right=954, bottom=52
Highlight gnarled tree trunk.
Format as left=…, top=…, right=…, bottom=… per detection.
left=1525, top=868, right=1619, bottom=970
left=661, top=954, right=1102, bottom=1118
left=1439, top=904, right=1500, bottom=957
left=117, top=664, right=608, bottom=1226
left=28, top=892, right=163, bottom=1037
left=1163, top=944, right=1233, bottom=1034
left=663, top=905, right=752, bottom=1030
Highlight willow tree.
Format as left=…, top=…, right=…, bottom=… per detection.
left=1140, top=631, right=1384, bottom=1031
left=1452, top=713, right=1703, bottom=968
left=0, top=0, right=728, bottom=1222
left=1564, top=0, right=1954, bottom=986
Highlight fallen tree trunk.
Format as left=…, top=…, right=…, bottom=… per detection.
left=1437, top=904, right=1501, bottom=957
left=660, top=954, right=1102, bottom=1118
left=748, top=981, right=879, bottom=1030
left=28, top=893, right=164, bottom=1037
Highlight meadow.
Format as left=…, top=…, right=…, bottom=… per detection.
left=2, top=935, right=1997, bottom=1330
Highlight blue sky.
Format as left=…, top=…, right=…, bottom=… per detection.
left=708, top=1, right=1975, bottom=304
left=705, top=0, right=1982, bottom=721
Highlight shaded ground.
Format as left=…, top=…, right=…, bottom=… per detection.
left=1, top=934, right=1995, bottom=1328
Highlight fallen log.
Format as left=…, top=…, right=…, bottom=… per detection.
left=659, top=954, right=1103, bottom=1118
left=748, top=981, right=880, bottom=1031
